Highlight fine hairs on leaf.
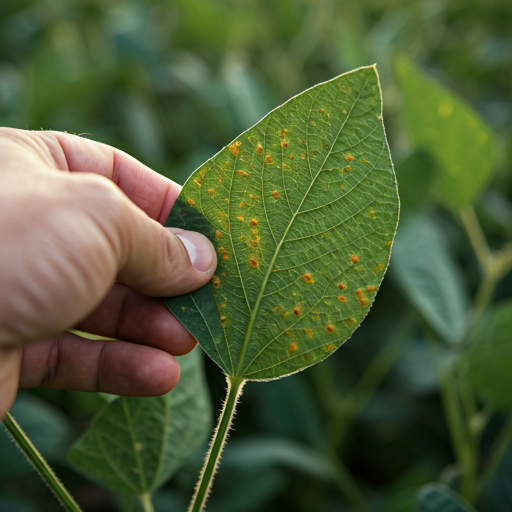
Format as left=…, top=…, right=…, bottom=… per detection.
left=163, top=64, right=399, bottom=510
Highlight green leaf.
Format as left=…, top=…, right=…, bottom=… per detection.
left=396, top=56, right=495, bottom=210
left=391, top=215, right=469, bottom=344
left=163, top=65, right=399, bottom=380
left=68, top=347, right=212, bottom=495
left=0, top=393, right=71, bottom=478
left=467, top=299, right=512, bottom=410
left=416, top=483, right=478, bottom=512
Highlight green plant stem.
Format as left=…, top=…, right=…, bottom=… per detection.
left=189, top=376, right=245, bottom=512
left=2, top=412, right=83, bottom=512
left=460, top=205, right=492, bottom=273
left=139, top=493, right=155, bottom=512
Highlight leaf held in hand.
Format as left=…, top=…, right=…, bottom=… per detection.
left=164, top=66, right=399, bottom=381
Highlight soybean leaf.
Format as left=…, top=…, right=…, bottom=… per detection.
left=391, top=215, right=469, bottom=344
left=68, top=347, right=212, bottom=495
left=163, top=65, right=399, bottom=380
left=467, top=299, right=512, bottom=411
left=416, top=483, right=478, bottom=512
left=396, top=56, right=495, bottom=210
left=0, top=393, right=71, bottom=479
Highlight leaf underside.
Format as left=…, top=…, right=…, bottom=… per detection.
left=163, top=65, right=399, bottom=381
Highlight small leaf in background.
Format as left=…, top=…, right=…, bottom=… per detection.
left=396, top=56, right=495, bottom=210
left=416, top=483, right=479, bottom=512
left=391, top=215, right=469, bottom=344
left=0, top=393, right=71, bottom=478
left=68, top=347, right=212, bottom=496
left=163, top=65, right=399, bottom=381
left=467, top=299, right=512, bottom=411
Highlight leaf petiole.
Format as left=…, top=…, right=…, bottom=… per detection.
left=189, top=376, right=246, bottom=512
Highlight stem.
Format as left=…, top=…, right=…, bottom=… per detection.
left=189, top=376, right=245, bottom=512
left=2, top=412, right=83, bottom=512
left=460, top=205, right=492, bottom=273
left=139, top=493, right=155, bottom=512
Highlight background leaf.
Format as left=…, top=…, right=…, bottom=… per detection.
left=163, top=65, right=399, bottom=381
left=391, top=215, right=469, bottom=344
left=396, top=56, right=495, bottom=210
left=416, top=483, right=478, bottom=512
left=68, top=347, right=212, bottom=495
left=467, top=299, right=512, bottom=411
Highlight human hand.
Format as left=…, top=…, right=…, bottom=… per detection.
left=0, top=128, right=217, bottom=419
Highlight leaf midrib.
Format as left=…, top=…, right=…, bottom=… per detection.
left=234, top=70, right=372, bottom=377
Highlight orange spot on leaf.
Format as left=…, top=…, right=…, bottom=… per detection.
left=356, top=289, right=370, bottom=307
left=250, top=219, right=258, bottom=227
left=187, top=198, right=195, bottom=206
left=281, top=141, right=288, bottom=148
left=289, top=154, right=294, bottom=160
left=367, top=285, right=376, bottom=292
left=237, top=170, right=249, bottom=178
left=326, top=325, right=334, bottom=333
left=338, top=296, right=346, bottom=302
left=194, top=179, right=202, bottom=187
left=294, top=308, right=300, bottom=316
left=272, top=190, right=280, bottom=199
left=319, top=108, right=325, bottom=114
left=250, top=259, right=258, bottom=268
left=302, top=273, right=313, bottom=283
left=215, top=230, right=221, bottom=238
left=338, top=283, right=347, bottom=290
left=208, top=188, right=215, bottom=195
left=324, top=343, right=335, bottom=352
left=265, top=154, right=273, bottom=164
left=346, top=155, right=354, bottom=162
left=288, top=342, right=298, bottom=352
left=250, top=194, right=257, bottom=200
left=351, top=255, right=359, bottom=263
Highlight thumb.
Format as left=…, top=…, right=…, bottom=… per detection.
left=85, top=179, right=218, bottom=297
left=116, top=220, right=217, bottom=297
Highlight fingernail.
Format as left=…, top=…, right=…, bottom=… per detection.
left=174, top=230, right=215, bottom=273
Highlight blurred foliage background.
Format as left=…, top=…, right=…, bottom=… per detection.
left=1, top=0, right=512, bottom=511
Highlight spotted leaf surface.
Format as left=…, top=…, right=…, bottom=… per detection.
left=163, top=66, right=399, bottom=381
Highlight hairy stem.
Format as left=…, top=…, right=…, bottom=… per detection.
left=189, top=376, right=245, bottom=512
left=2, top=412, right=83, bottom=512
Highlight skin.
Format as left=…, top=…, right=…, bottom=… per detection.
left=0, top=128, right=217, bottom=420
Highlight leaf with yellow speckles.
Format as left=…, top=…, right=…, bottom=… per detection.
left=396, top=56, right=495, bottom=210
left=163, top=65, right=399, bottom=381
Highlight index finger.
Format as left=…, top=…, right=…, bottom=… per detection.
left=36, top=130, right=180, bottom=223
